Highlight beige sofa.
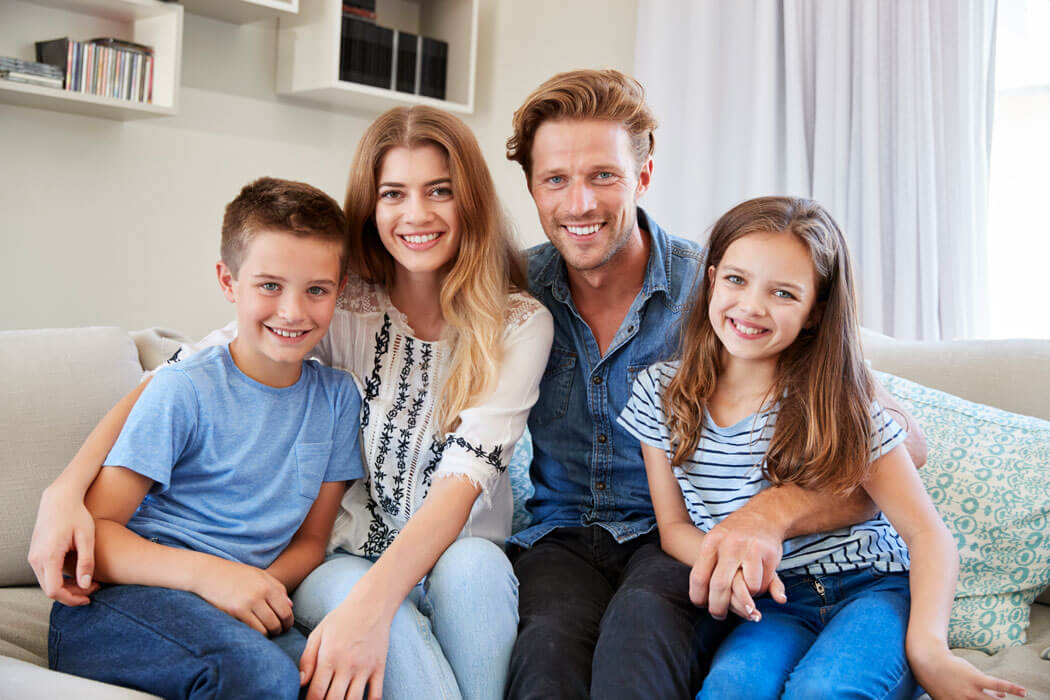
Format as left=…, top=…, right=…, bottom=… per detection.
left=0, top=326, right=1047, bottom=698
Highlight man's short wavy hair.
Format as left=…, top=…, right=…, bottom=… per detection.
left=506, top=69, right=658, bottom=180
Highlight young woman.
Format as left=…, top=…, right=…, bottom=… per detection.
left=617, top=197, right=1024, bottom=700
left=29, top=106, right=553, bottom=700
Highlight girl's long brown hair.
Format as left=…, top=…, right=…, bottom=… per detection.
left=345, top=106, right=526, bottom=434
left=664, top=196, right=876, bottom=494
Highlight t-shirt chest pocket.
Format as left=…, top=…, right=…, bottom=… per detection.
left=295, top=441, right=333, bottom=500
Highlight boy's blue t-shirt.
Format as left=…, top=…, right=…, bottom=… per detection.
left=103, top=344, right=364, bottom=570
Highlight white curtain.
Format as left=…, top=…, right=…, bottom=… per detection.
left=634, top=0, right=997, bottom=340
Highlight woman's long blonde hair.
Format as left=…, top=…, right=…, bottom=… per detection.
left=664, top=196, right=875, bottom=494
left=345, top=106, right=526, bottom=434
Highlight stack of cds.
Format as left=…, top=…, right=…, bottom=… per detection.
left=35, top=37, right=154, bottom=104
left=0, top=56, right=65, bottom=89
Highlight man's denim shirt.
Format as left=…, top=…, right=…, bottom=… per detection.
left=509, top=208, right=705, bottom=548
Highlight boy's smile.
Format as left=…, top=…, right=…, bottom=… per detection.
left=217, top=230, right=344, bottom=387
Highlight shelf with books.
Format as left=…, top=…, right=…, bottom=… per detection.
left=0, top=0, right=182, bottom=120
left=179, top=0, right=299, bottom=25
left=276, top=0, right=477, bottom=114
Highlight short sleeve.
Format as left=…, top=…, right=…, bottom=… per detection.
left=869, top=400, right=907, bottom=461
left=104, top=367, right=200, bottom=492
left=324, top=374, right=365, bottom=483
left=150, top=321, right=237, bottom=376
left=432, top=303, right=554, bottom=505
left=617, top=363, right=672, bottom=451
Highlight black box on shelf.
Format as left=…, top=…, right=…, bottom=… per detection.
left=339, top=13, right=447, bottom=101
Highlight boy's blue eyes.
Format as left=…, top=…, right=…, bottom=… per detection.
left=258, top=283, right=328, bottom=296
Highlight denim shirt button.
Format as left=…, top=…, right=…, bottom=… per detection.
left=597, top=434, right=607, bottom=444
left=592, top=376, right=603, bottom=385
left=596, top=482, right=606, bottom=490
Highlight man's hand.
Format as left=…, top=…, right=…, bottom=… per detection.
left=300, top=590, right=390, bottom=700
left=28, top=486, right=97, bottom=605
left=192, top=559, right=293, bottom=636
left=689, top=505, right=785, bottom=619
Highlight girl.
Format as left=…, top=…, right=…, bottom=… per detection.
left=30, top=106, right=553, bottom=700
left=617, top=197, right=1024, bottom=700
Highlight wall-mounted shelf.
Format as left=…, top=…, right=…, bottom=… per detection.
left=0, top=0, right=182, bottom=120
left=276, top=0, right=478, bottom=114
left=179, top=0, right=298, bottom=25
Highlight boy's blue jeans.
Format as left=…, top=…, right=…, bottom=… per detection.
left=697, top=567, right=917, bottom=700
left=50, top=584, right=306, bottom=699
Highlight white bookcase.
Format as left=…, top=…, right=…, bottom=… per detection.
left=179, top=0, right=298, bottom=25
left=0, top=0, right=182, bottom=120
left=276, top=0, right=478, bottom=114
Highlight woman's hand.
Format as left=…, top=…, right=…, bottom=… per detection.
left=192, top=558, right=293, bottom=636
left=28, top=485, right=97, bottom=605
left=910, top=645, right=1026, bottom=699
left=300, top=592, right=390, bottom=700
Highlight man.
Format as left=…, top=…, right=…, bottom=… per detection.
left=504, top=69, right=927, bottom=700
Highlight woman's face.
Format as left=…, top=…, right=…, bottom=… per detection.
left=374, top=143, right=461, bottom=282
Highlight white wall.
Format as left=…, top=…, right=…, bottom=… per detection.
left=0, top=0, right=637, bottom=338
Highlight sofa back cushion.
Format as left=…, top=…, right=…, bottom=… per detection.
left=0, top=327, right=143, bottom=586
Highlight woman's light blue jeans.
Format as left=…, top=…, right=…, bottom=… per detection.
left=293, top=536, right=518, bottom=700
left=696, top=567, right=918, bottom=700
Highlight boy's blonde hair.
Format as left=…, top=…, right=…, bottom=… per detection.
left=506, top=68, right=658, bottom=179
left=221, top=177, right=348, bottom=277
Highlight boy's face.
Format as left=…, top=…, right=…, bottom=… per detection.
left=217, top=230, right=345, bottom=387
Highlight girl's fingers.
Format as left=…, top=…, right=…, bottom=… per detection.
left=72, top=528, right=95, bottom=589
left=368, top=670, right=384, bottom=700
left=341, top=674, right=366, bottom=700
left=307, top=662, right=334, bottom=700
left=767, top=571, right=787, bottom=603
left=981, top=673, right=1026, bottom=697
left=299, top=632, right=319, bottom=686
left=252, top=601, right=283, bottom=636
left=731, top=572, right=759, bottom=621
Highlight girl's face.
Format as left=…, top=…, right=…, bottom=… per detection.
left=374, top=143, right=461, bottom=282
left=707, top=230, right=820, bottom=367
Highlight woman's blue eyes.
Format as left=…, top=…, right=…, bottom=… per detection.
left=725, top=275, right=744, bottom=285
left=379, top=187, right=453, bottom=199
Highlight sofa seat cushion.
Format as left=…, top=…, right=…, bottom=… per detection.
left=0, top=585, right=55, bottom=666
left=875, top=370, right=1050, bottom=653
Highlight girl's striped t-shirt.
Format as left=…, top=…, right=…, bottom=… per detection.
left=617, top=361, right=910, bottom=577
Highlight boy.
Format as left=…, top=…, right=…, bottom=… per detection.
left=48, top=177, right=363, bottom=699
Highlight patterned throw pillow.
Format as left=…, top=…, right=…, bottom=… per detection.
left=874, top=370, right=1050, bottom=653
left=508, top=426, right=535, bottom=534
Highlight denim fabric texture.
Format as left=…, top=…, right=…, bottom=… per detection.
left=49, top=584, right=305, bottom=699
left=697, top=568, right=917, bottom=700
left=507, top=527, right=735, bottom=700
left=510, top=208, right=705, bottom=548
left=292, top=537, right=518, bottom=700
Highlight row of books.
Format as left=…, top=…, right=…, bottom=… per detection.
left=35, top=37, right=154, bottom=104
left=0, top=56, right=65, bottom=89
left=340, top=14, right=447, bottom=100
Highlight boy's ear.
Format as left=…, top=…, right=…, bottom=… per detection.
left=338, top=274, right=348, bottom=296
left=216, top=261, right=237, bottom=303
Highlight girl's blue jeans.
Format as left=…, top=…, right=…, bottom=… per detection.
left=697, top=567, right=918, bottom=700
left=293, top=536, right=518, bottom=700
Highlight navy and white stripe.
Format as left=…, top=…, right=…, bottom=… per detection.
left=617, top=361, right=910, bottom=576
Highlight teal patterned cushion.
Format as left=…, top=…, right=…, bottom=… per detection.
left=508, top=426, right=534, bottom=534
left=874, top=370, right=1050, bottom=653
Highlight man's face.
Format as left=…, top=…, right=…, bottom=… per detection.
left=528, top=119, right=651, bottom=273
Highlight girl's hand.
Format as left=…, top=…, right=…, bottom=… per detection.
left=299, top=596, right=389, bottom=700
left=192, top=559, right=293, bottom=636
left=728, top=568, right=787, bottom=622
left=911, top=647, right=1026, bottom=699
left=28, top=486, right=96, bottom=606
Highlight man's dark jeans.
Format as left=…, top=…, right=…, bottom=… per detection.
left=506, top=526, right=735, bottom=700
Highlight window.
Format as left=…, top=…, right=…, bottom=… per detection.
left=986, top=0, right=1050, bottom=338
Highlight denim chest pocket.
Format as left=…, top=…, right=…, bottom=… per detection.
left=295, top=441, right=333, bottom=500
left=532, top=348, right=577, bottom=426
